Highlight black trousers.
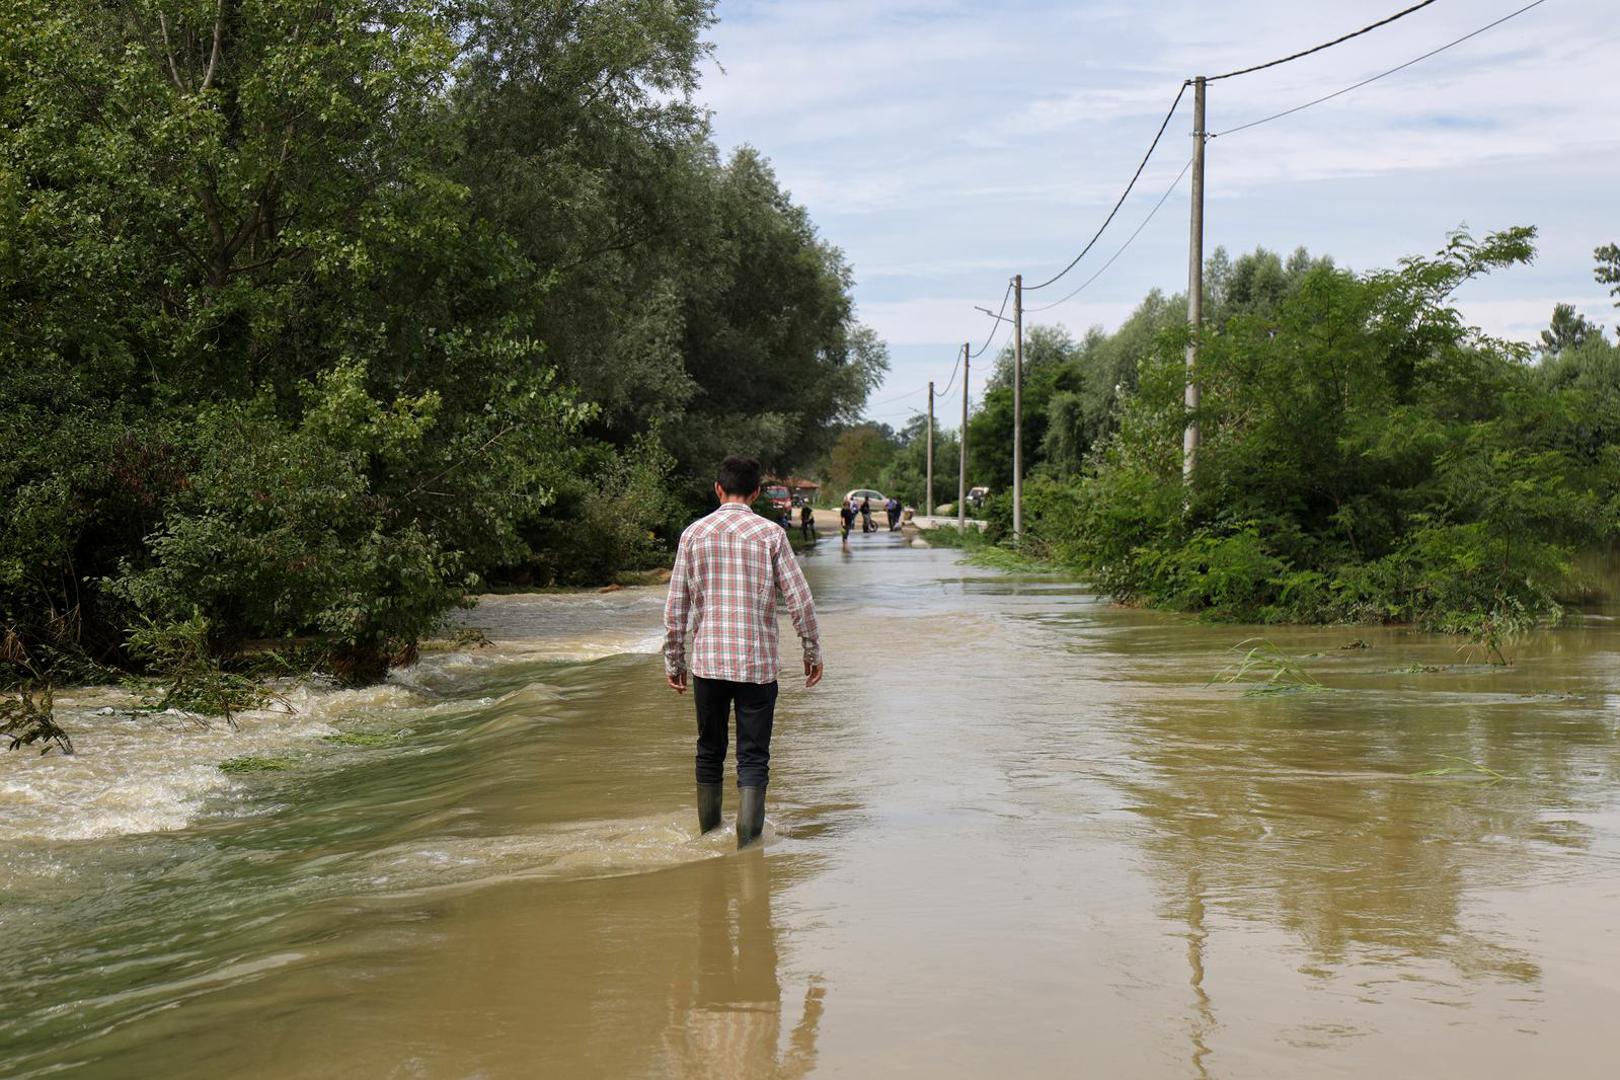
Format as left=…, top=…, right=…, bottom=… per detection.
left=692, top=676, right=778, bottom=789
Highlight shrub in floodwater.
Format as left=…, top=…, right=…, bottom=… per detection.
left=1439, top=599, right=1535, bottom=667
left=125, top=611, right=282, bottom=726
left=511, top=434, right=680, bottom=587
left=1211, top=639, right=1326, bottom=696
left=1, top=682, right=74, bottom=755
left=219, top=755, right=297, bottom=774
left=1, top=629, right=74, bottom=754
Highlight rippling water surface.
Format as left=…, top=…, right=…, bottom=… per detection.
left=2, top=535, right=1618, bottom=1078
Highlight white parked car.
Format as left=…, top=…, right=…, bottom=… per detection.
left=842, top=489, right=888, bottom=513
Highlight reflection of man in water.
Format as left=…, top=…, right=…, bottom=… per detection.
left=663, top=455, right=824, bottom=848
left=661, top=854, right=823, bottom=1079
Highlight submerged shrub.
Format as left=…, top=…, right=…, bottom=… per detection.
left=125, top=611, right=278, bottom=723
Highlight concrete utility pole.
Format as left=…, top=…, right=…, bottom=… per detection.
left=1012, top=273, right=1024, bottom=540
left=926, top=380, right=935, bottom=517
left=958, top=342, right=969, bottom=532
left=1183, top=75, right=1207, bottom=484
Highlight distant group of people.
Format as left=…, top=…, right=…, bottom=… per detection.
left=837, top=495, right=902, bottom=543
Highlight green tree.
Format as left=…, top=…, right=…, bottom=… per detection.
left=879, top=415, right=959, bottom=509
left=825, top=425, right=898, bottom=499
left=1, top=0, right=884, bottom=685
left=1539, top=303, right=1602, bottom=356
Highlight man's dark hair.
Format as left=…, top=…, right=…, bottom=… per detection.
left=716, top=455, right=763, bottom=496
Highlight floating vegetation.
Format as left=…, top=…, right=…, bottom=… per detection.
left=219, top=755, right=297, bottom=774
left=1412, top=755, right=1510, bottom=782
left=1397, top=663, right=1445, bottom=674
left=321, top=731, right=401, bottom=748
left=1340, top=639, right=1372, bottom=650
left=1211, top=639, right=1326, bottom=696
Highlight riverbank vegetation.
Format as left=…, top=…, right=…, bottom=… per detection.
left=932, top=230, right=1620, bottom=631
left=1, top=0, right=884, bottom=700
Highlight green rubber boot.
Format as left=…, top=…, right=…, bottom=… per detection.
left=737, top=785, right=766, bottom=849
left=697, top=783, right=723, bottom=835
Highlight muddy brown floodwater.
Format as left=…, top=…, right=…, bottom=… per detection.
left=3, top=534, right=1619, bottom=1078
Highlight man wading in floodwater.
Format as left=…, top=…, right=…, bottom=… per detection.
left=663, top=455, right=824, bottom=848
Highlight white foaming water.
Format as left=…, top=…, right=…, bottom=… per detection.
left=353, top=813, right=774, bottom=897
left=1, top=588, right=669, bottom=845
left=452, top=588, right=667, bottom=661
left=0, top=685, right=392, bottom=843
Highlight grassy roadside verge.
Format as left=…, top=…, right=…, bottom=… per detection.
left=918, top=525, right=1070, bottom=575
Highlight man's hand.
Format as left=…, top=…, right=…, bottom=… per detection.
left=804, top=658, right=824, bottom=689
left=666, top=671, right=687, bottom=694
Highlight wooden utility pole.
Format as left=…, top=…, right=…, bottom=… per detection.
left=1183, top=76, right=1206, bottom=483
left=926, top=380, right=935, bottom=517
left=1012, top=273, right=1024, bottom=539
left=958, top=342, right=969, bottom=532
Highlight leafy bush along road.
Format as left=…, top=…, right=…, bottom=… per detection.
left=971, top=230, right=1620, bottom=632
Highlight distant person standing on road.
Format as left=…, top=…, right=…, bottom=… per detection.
left=885, top=496, right=901, bottom=531
left=799, top=502, right=815, bottom=542
left=663, top=456, right=824, bottom=849
left=859, top=496, right=873, bottom=533
left=839, top=499, right=854, bottom=546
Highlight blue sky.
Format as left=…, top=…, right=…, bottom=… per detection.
left=696, top=1, right=1620, bottom=432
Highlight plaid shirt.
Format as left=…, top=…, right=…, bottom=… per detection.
left=663, top=503, right=821, bottom=684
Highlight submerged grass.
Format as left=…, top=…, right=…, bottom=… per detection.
left=1211, top=639, right=1327, bottom=696
left=219, top=755, right=297, bottom=774
left=321, top=731, right=401, bottom=748
left=920, top=524, right=1068, bottom=575
left=1412, top=755, right=1511, bottom=782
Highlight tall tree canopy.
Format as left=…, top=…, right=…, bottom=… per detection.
left=0, top=0, right=883, bottom=679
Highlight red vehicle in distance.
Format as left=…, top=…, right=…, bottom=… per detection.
left=762, top=483, right=792, bottom=515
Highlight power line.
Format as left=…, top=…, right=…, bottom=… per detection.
left=1212, top=0, right=1550, bottom=138
left=970, top=280, right=1014, bottom=357
left=1206, top=0, right=1441, bottom=82
left=973, top=317, right=1011, bottom=366
left=1025, top=156, right=1193, bottom=314
left=937, top=350, right=963, bottom=397
left=1024, top=81, right=1190, bottom=291
left=863, top=384, right=929, bottom=411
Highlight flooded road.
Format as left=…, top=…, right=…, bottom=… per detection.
left=3, top=535, right=1619, bottom=1078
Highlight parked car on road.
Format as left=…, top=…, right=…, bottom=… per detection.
left=842, top=488, right=888, bottom=510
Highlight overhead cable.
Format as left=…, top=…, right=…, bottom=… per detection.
left=1023, top=81, right=1189, bottom=291
left=863, top=384, right=930, bottom=410
left=937, top=350, right=963, bottom=397
left=970, top=280, right=1014, bottom=357
left=1206, top=0, right=1441, bottom=82
left=1213, top=0, right=1550, bottom=138
left=1025, top=156, right=1193, bottom=314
